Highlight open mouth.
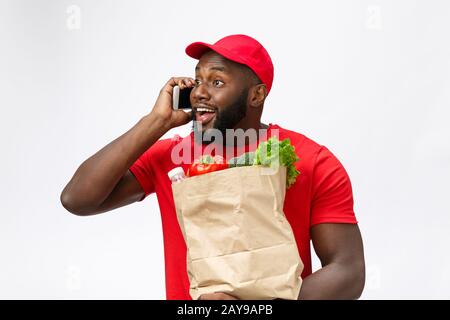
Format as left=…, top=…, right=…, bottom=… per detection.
left=195, top=106, right=216, bottom=125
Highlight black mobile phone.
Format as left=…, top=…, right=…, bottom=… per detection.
left=172, top=86, right=193, bottom=109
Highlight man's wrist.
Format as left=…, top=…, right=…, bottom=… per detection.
left=143, top=112, right=171, bottom=133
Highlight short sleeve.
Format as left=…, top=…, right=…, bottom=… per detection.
left=129, top=145, right=159, bottom=201
left=310, top=146, right=357, bottom=226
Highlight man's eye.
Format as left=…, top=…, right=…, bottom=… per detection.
left=213, top=80, right=224, bottom=87
left=194, top=79, right=201, bottom=86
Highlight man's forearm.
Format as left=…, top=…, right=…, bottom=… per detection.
left=61, top=113, right=167, bottom=212
left=298, top=262, right=365, bottom=300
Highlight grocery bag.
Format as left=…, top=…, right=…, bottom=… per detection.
left=171, top=165, right=303, bottom=300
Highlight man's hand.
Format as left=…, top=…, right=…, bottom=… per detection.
left=198, top=292, right=239, bottom=300
left=150, top=77, right=195, bottom=131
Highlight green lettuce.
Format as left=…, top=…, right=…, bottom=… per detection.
left=228, top=152, right=256, bottom=168
left=253, top=137, right=300, bottom=188
left=228, top=137, right=300, bottom=188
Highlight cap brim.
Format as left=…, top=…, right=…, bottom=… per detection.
left=185, top=42, right=214, bottom=59
left=185, top=42, right=249, bottom=66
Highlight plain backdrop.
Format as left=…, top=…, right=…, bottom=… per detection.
left=1, top=0, right=449, bottom=299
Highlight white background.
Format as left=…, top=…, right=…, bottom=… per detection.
left=1, top=0, right=449, bottom=299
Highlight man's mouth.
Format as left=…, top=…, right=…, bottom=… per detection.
left=194, top=105, right=216, bottom=126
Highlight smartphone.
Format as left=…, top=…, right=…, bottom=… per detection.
left=172, top=85, right=193, bottom=110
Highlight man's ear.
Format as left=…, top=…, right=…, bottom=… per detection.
left=249, top=84, right=267, bottom=109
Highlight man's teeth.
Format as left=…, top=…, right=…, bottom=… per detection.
left=196, top=107, right=215, bottom=113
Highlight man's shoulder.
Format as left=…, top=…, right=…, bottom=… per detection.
left=147, top=135, right=185, bottom=156
left=272, top=124, right=346, bottom=181
left=155, top=135, right=183, bottom=146
left=271, top=123, right=324, bottom=155
left=151, top=137, right=173, bottom=150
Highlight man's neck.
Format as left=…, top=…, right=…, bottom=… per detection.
left=225, top=122, right=270, bottom=147
left=194, top=123, right=271, bottom=148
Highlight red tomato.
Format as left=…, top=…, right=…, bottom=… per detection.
left=188, top=155, right=228, bottom=177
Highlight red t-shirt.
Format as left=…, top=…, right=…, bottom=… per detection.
left=129, top=123, right=357, bottom=300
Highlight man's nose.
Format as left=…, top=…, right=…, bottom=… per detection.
left=192, top=83, right=210, bottom=103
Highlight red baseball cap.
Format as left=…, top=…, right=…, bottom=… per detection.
left=185, top=34, right=274, bottom=94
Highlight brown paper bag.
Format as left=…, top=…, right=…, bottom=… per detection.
left=171, top=165, right=303, bottom=300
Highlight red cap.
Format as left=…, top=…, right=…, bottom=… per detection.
left=185, top=34, right=274, bottom=94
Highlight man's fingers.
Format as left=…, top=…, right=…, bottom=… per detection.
left=183, top=78, right=192, bottom=87
left=160, top=78, right=177, bottom=96
left=161, top=77, right=194, bottom=94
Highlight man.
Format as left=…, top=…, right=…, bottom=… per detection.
left=60, top=34, right=365, bottom=300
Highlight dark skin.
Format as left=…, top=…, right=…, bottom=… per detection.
left=60, top=51, right=365, bottom=299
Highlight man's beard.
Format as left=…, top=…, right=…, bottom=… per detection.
left=192, top=89, right=248, bottom=145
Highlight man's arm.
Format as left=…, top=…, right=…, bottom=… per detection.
left=298, top=223, right=365, bottom=300
left=60, top=77, right=195, bottom=216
